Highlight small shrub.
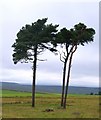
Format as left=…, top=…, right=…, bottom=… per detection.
left=90, top=92, right=93, bottom=95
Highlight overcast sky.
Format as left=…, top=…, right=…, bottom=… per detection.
left=0, top=0, right=99, bottom=87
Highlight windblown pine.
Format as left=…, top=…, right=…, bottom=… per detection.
left=56, top=23, right=95, bottom=108
left=12, top=18, right=59, bottom=107
left=12, top=18, right=58, bottom=64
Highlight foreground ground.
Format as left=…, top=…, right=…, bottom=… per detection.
left=1, top=90, right=100, bottom=118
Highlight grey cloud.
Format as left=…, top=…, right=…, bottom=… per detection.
left=72, top=62, right=99, bottom=78
left=0, top=0, right=99, bottom=87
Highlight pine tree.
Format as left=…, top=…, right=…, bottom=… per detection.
left=56, top=23, right=95, bottom=108
left=12, top=18, right=59, bottom=107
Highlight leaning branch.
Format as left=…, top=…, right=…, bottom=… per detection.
left=58, top=51, right=65, bottom=63
left=72, top=45, right=77, bottom=53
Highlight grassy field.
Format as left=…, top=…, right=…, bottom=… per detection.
left=1, top=90, right=100, bottom=118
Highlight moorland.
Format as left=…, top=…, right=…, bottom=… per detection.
left=1, top=90, right=100, bottom=118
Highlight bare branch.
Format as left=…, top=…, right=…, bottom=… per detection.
left=63, top=56, right=66, bottom=60
left=40, top=43, right=50, bottom=50
left=63, top=51, right=67, bottom=57
left=29, top=60, right=33, bottom=63
left=60, top=59, right=65, bottom=63
left=58, top=51, right=65, bottom=63
left=37, top=59, right=47, bottom=61
left=72, top=45, right=77, bottom=53
left=69, top=45, right=74, bottom=54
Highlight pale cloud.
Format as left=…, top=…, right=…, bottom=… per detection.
left=0, top=68, right=62, bottom=85
left=70, top=76, right=99, bottom=87
left=0, top=68, right=99, bottom=87
left=36, top=70, right=62, bottom=85
left=0, top=69, right=32, bottom=84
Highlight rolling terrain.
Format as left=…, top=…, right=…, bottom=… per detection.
left=1, top=82, right=99, bottom=94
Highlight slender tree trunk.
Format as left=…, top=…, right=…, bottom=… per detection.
left=63, top=52, right=73, bottom=109
left=61, top=56, right=68, bottom=107
left=61, top=44, right=70, bottom=107
left=32, top=45, right=37, bottom=107
left=63, top=45, right=77, bottom=109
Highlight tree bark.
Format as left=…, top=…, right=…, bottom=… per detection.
left=32, top=45, right=37, bottom=107
left=63, top=45, right=77, bottom=109
left=61, top=55, right=68, bottom=107
left=61, top=44, right=72, bottom=107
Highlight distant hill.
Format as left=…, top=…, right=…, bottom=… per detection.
left=1, top=82, right=99, bottom=94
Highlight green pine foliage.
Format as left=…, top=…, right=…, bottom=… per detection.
left=12, top=18, right=59, bottom=64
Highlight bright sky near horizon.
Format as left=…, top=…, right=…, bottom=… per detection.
left=0, top=0, right=99, bottom=87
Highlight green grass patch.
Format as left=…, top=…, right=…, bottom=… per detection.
left=1, top=90, right=32, bottom=97
left=2, top=89, right=100, bottom=118
left=1, top=90, right=61, bottom=98
left=2, top=89, right=97, bottom=98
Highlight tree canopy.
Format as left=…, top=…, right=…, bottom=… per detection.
left=12, top=18, right=59, bottom=64
left=56, top=23, right=95, bottom=47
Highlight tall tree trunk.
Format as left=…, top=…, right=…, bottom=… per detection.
left=61, top=44, right=69, bottom=107
left=63, top=45, right=77, bottom=109
left=63, top=52, right=73, bottom=109
left=61, top=56, right=68, bottom=107
left=32, top=45, right=37, bottom=107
